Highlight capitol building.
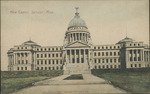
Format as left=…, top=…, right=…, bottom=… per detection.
left=7, top=8, right=150, bottom=74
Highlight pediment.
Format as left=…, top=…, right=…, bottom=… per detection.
left=66, top=41, right=90, bottom=48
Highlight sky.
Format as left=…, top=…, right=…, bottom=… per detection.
left=1, top=0, right=149, bottom=71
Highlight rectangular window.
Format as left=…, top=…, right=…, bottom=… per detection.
left=17, top=67, right=19, bottom=70
left=18, top=60, right=20, bottom=64
left=103, top=65, right=105, bottom=68
left=110, top=52, right=112, bottom=56
left=45, top=54, right=47, bottom=57
left=72, top=58, right=75, bottom=63
left=131, top=64, right=133, bottom=67
left=106, top=52, right=108, bottom=56
left=21, top=67, right=23, bottom=70
left=114, top=52, right=116, bottom=56
left=118, top=52, right=120, bottom=55
left=25, top=67, right=27, bottom=70
left=41, top=67, right=43, bottom=70
left=41, top=54, right=43, bottom=58
left=102, top=52, right=104, bottom=56
left=60, top=60, right=62, bottom=64
left=60, top=53, right=62, bottom=57
left=45, top=67, right=47, bottom=70
left=77, top=58, right=79, bottom=63
left=49, top=67, right=51, bottom=70
left=114, top=59, right=116, bottom=63
left=139, top=64, right=141, bottom=67
left=56, top=54, right=58, bottom=57
left=110, top=59, right=112, bottom=63
left=81, top=58, right=84, bottom=63
left=94, top=52, right=96, bottom=56
left=37, top=60, right=39, bottom=64
left=99, top=59, right=100, bottom=63
left=52, top=54, right=54, bottom=57
left=98, top=52, right=100, bottom=56
left=22, top=60, right=24, bottom=64
left=53, top=60, right=55, bottom=64
left=95, top=59, right=97, bottom=63
left=49, top=60, right=51, bottom=64
left=26, top=60, right=28, bottom=64
left=135, top=64, right=137, bottom=67
left=49, top=54, right=51, bottom=57
left=56, top=60, right=58, bottom=64
left=110, top=65, right=112, bottom=68
left=106, top=59, right=108, bottom=63
left=45, top=60, right=47, bottom=64
left=102, top=59, right=104, bottom=63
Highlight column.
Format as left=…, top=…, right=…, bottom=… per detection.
left=126, top=50, right=129, bottom=62
left=16, top=53, right=17, bottom=64
left=12, top=55, right=14, bottom=65
left=75, top=33, right=77, bottom=41
left=75, top=50, right=76, bottom=63
left=136, top=50, right=138, bottom=61
left=70, top=49, right=72, bottom=63
left=79, top=49, right=81, bottom=63
left=84, top=49, right=85, bottom=63
left=79, top=33, right=80, bottom=41
left=14, top=53, right=15, bottom=64
left=88, top=49, right=90, bottom=67
left=81, top=33, right=83, bottom=42
left=132, top=50, right=134, bottom=62
left=140, top=50, right=142, bottom=61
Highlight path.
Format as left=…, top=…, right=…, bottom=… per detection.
left=11, top=74, right=126, bottom=94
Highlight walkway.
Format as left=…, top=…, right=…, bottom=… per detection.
left=12, top=74, right=126, bottom=94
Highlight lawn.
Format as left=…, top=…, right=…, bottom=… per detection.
left=92, top=68, right=150, bottom=93
left=1, top=70, right=63, bottom=94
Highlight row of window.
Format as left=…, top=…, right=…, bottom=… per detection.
left=17, top=67, right=27, bottom=70
left=129, top=50, right=141, bottom=54
left=94, top=46, right=120, bottom=50
left=18, top=60, right=28, bottom=64
left=36, top=66, right=63, bottom=70
left=130, top=57, right=141, bottom=61
left=17, top=47, right=28, bottom=50
left=37, top=53, right=62, bottom=58
left=94, top=58, right=120, bottom=63
left=129, top=43, right=141, bottom=46
left=94, top=52, right=120, bottom=56
left=94, top=65, right=120, bottom=69
left=37, top=60, right=62, bottom=65
left=36, top=47, right=62, bottom=51
left=130, top=64, right=141, bottom=68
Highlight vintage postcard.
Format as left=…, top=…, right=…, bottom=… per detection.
left=1, top=0, right=150, bottom=94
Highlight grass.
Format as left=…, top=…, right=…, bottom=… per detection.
left=63, top=74, right=83, bottom=80
left=1, top=70, right=63, bottom=94
left=92, top=68, right=150, bottom=93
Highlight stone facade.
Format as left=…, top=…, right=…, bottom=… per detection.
left=7, top=8, right=150, bottom=74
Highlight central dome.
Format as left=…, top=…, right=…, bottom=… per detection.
left=68, top=8, right=87, bottom=30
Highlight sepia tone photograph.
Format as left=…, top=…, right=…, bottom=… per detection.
left=1, top=0, right=150, bottom=94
